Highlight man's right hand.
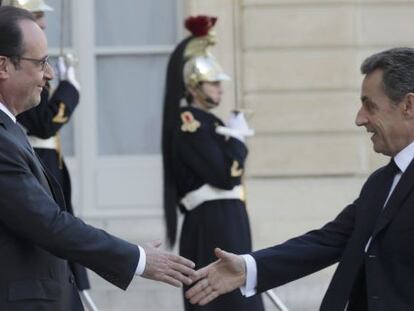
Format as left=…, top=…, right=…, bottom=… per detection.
left=142, top=241, right=196, bottom=287
left=185, top=248, right=247, bottom=306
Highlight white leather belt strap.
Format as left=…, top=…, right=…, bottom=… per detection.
left=28, top=135, right=58, bottom=149
left=180, top=184, right=244, bottom=211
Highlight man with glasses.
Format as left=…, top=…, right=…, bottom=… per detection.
left=6, top=0, right=93, bottom=304
left=0, top=6, right=196, bottom=311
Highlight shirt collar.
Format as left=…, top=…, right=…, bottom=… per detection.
left=0, top=102, right=16, bottom=123
left=394, top=141, right=414, bottom=173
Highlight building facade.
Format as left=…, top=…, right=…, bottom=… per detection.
left=48, top=0, right=413, bottom=310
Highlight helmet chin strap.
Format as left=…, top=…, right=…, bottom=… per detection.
left=193, top=84, right=218, bottom=109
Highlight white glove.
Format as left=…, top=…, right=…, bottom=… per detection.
left=216, top=111, right=254, bottom=142
left=57, top=54, right=80, bottom=91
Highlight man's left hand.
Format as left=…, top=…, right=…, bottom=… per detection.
left=185, top=248, right=246, bottom=305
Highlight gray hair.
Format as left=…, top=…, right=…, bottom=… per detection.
left=361, top=47, right=414, bottom=103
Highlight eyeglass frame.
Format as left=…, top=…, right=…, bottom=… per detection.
left=18, top=55, right=50, bottom=71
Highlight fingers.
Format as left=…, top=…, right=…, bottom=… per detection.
left=186, top=278, right=220, bottom=306
left=170, top=261, right=196, bottom=278
left=143, top=267, right=191, bottom=287
left=191, top=265, right=209, bottom=283
left=186, top=278, right=212, bottom=303
left=214, top=247, right=225, bottom=259
left=165, top=263, right=194, bottom=286
left=170, top=253, right=196, bottom=269
left=160, top=275, right=183, bottom=288
left=214, top=248, right=233, bottom=262
left=142, top=249, right=196, bottom=287
left=199, top=291, right=220, bottom=306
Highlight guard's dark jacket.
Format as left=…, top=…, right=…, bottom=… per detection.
left=176, top=106, right=265, bottom=311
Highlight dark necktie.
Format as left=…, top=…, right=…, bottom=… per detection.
left=381, top=158, right=400, bottom=208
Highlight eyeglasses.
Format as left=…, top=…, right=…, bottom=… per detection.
left=19, top=55, right=49, bottom=71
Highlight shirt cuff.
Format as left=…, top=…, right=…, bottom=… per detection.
left=239, top=254, right=258, bottom=297
left=135, top=245, right=146, bottom=276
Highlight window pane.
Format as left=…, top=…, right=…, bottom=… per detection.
left=96, top=55, right=168, bottom=155
left=95, top=0, right=177, bottom=46
left=44, top=0, right=72, bottom=49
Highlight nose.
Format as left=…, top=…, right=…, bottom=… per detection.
left=355, top=106, right=367, bottom=127
left=43, top=62, right=54, bottom=81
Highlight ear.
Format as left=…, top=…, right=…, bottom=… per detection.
left=187, top=86, right=197, bottom=98
left=0, top=56, right=10, bottom=79
left=403, top=93, right=414, bottom=119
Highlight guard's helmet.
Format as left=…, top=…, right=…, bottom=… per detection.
left=4, top=0, right=53, bottom=12
left=182, top=16, right=230, bottom=88
left=183, top=55, right=230, bottom=88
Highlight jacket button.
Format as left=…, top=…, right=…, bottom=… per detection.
left=368, top=254, right=376, bottom=258
left=69, top=275, right=75, bottom=284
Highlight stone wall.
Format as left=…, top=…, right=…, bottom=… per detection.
left=82, top=1, right=414, bottom=310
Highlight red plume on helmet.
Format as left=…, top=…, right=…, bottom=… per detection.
left=184, top=15, right=217, bottom=37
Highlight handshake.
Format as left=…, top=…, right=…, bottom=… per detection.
left=143, top=242, right=246, bottom=306
left=57, top=53, right=80, bottom=91
left=216, top=110, right=254, bottom=143
left=185, top=248, right=247, bottom=306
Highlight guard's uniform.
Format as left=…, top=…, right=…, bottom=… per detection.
left=17, top=81, right=90, bottom=291
left=176, top=106, right=264, bottom=311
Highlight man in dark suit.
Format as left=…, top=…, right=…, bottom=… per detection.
left=186, top=47, right=414, bottom=311
left=10, top=0, right=92, bottom=298
left=0, top=6, right=195, bottom=311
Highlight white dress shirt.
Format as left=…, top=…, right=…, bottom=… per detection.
left=0, top=101, right=16, bottom=123
left=240, top=141, right=414, bottom=297
left=135, top=246, right=146, bottom=275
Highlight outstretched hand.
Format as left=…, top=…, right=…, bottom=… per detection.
left=185, top=248, right=246, bottom=305
left=142, top=240, right=196, bottom=287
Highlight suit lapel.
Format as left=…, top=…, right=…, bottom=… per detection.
left=36, top=155, right=67, bottom=211
left=372, top=157, right=414, bottom=238
left=0, top=110, right=66, bottom=209
left=13, top=122, right=55, bottom=198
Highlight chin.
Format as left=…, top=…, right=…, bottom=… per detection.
left=24, top=98, right=41, bottom=112
left=374, top=146, right=391, bottom=156
left=207, top=102, right=219, bottom=110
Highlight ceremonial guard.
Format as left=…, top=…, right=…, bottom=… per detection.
left=4, top=0, right=95, bottom=307
left=162, top=15, right=265, bottom=311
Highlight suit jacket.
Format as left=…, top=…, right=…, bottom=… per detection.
left=252, top=157, right=414, bottom=311
left=0, top=110, right=139, bottom=310
left=17, top=81, right=90, bottom=290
